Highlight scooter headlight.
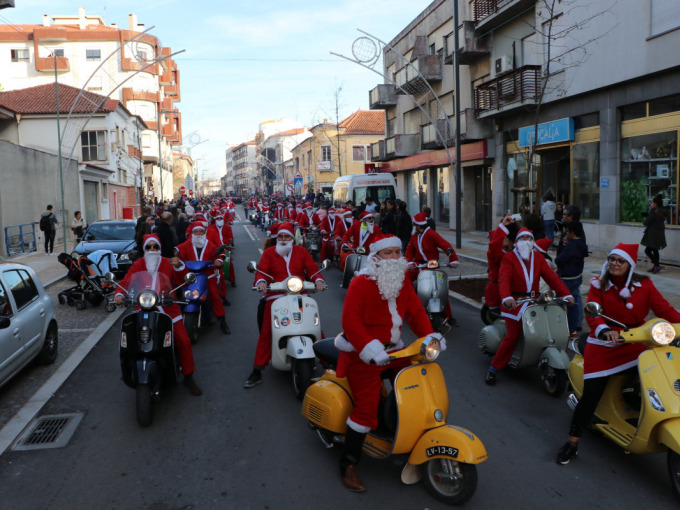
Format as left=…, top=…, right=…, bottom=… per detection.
left=427, top=260, right=439, bottom=269
left=287, top=277, right=304, bottom=293
left=137, top=290, right=158, bottom=309
left=184, top=289, right=192, bottom=300
left=420, top=336, right=441, bottom=362
left=651, top=321, right=675, bottom=346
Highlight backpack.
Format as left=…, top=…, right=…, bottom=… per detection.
left=39, top=214, right=51, bottom=232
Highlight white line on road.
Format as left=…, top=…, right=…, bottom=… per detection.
left=244, top=225, right=257, bottom=242
left=59, top=328, right=96, bottom=333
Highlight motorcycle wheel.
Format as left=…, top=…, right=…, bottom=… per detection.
left=667, top=449, right=680, bottom=501
left=421, top=459, right=477, bottom=506
left=541, top=365, right=568, bottom=397
left=292, top=358, right=315, bottom=400
left=480, top=304, right=500, bottom=325
left=341, top=265, right=353, bottom=289
left=136, top=383, right=153, bottom=427
left=184, top=312, right=199, bottom=345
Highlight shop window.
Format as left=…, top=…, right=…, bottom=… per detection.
left=572, top=142, right=600, bottom=221
left=620, top=131, right=677, bottom=224
left=573, top=113, right=599, bottom=129
left=650, top=0, right=680, bottom=37
left=621, top=102, right=647, bottom=121
left=352, top=146, right=365, bottom=162
left=649, top=94, right=680, bottom=117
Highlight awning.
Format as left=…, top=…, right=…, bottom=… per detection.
left=378, top=140, right=489, bottom=173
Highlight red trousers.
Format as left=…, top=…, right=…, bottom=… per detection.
left=321, top=240, right=335, bottom=264
left=206, top=276, right=225, bottom=319
left=174, top=321, right=195, bottom=375
left=253, top=299, right=275, bottom=367
left=491, top=317, right=523, bottom=370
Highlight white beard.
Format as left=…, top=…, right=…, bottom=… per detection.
left=516, top=240, right=534, bottom=260
left=276, top=241, right=293, bottom=257
left=363, top=222, right=375, bottom=234
left=144, top=251, right=161, bottom=272
left=361, top=255, right=408, bottom=300
left=192, top=235, right=206, bottom=249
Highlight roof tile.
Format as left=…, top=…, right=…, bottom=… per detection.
left=0, top=83, right=119, bottom=115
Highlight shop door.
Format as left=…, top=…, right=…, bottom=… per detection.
left=474, top=167, right=492, bottom=232
left=83, top=181, right=99, bottom=224
left=538, top=146, right=571, bottom=205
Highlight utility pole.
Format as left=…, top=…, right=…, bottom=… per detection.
left=55, top=52, right=68, bottom=253
left=334, top=86, right=343, bottom=177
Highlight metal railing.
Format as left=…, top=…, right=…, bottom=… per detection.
left=4, top=223, right=37, bottom=257
left=475, top=65, right=541, bottom=114
left=473, top=0, right=515, bottom=23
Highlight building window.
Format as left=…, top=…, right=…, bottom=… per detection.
left=142, top=133, right=152, bottom=149
left=101, top=182, right=108, bottom=201
left=321, top=146, right=331, bottom=161
left=307, top=150, right=312, bottom=166
left=572, top=142, right=600, bottom=221
left=51, top=48, right=64, bottom=57
left=86, top=49, right=101, bottom=61
left=87, top=76, right=103, bottom=92
left=81, top=131, right=107, bottom=162
left=651, top=0, right=680, bottom=37
left=10, top=49, right=29, bottom=62
left=352, top=145, right=365, bottom=161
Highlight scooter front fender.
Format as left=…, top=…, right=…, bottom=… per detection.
left=136, top=359, right=157, bottom=385
left=406, top=425, right=488, bottom=467
left=541, top=346, right=571, bottom=370
left=286, top=335, right=316, bottom=360
left=658, top=418, right=680, bottom=454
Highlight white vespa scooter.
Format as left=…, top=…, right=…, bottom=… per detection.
left=412, top=260, right=453, bottom=330
left=248, top=260, right=330, bottom=399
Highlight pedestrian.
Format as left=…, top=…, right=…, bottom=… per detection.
left=71, top=210, right=86, bottom=240
left=554, top=201, right=564, bottom=239
left=379, top=199, right=396, bottom=235
left=394, top=200, right=412, bottom=253
left=422, top=206, right=436, bottom=231
left=641, top=194, right=667, bottom=274
left=523, top=212, right=545, bottom=240
left=556, top=205, right=585, bottom=255
left=39, top=204, right=58, bottom=254
left=364, top=196, right=377, bottom=214
left=555, top=243, right=680, bottom=464
left=555, top=221, right=588, bottom=337
left=541, top=191, right=557, bottom=242
left=156, top=212, right=179, bottom=258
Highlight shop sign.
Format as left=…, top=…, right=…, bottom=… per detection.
left=518, top=118, right=574, bottom=148
left=600, top=178, right=609, bottom=188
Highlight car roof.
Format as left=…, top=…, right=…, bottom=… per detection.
left=89, top=219, right=136, bottom=225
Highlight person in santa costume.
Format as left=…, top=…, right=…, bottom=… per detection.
left=113, top=234, right=203, bottom=396
left=334, top=234, right=443, bottom=491
left=487, top=227, right=574, bottom=385
left=176, top=222, right=231, bottom=335
left=405, top=212, right=460, bottom=322
left=555, top=242, right=680, bottom=465
left=207, top=211, right=236, bottom=299
left=340, top=211, right=383, bottom=272
left=296, top=202, right=320, bottom=231
left=318, top=207, right=338, bottom=263
left=484, top=213, right=519, bottom=312
left=243, top=222, right=326, bottom=388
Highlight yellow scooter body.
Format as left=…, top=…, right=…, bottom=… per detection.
left=302, top=369, right=353, bottom=434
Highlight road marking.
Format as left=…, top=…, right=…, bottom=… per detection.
left=244, top=225, right=257, bottom=242
left=59, top=328, right=96, bottom=333
left=259, top=249, right=263, bottom=254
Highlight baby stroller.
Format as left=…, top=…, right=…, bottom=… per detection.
left=57, top=252, right=116, bottom=312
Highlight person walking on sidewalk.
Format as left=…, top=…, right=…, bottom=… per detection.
left=541, top=191, right=557, bottom=242
left=40, top=205, right=58, bottom=254
left=555, top=221, right=588, bottom=337
left=641, top=194, right=667, bottom=274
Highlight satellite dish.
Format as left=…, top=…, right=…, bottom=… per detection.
left=507, top=157, right=517, bottom=180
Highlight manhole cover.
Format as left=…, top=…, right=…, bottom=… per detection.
left=13, top=412, right=84, bottom=451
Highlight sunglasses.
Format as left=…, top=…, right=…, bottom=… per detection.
left=607, top=256, right=627, bottom=265
left=145, top=244, right=160, bottom=251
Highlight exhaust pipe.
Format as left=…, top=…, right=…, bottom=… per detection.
left=567, top=394, right=579, bottom=411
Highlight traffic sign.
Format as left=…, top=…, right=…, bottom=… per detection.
left=294, top=177, right=303, bottom=188
left=286, top=183, right=294, bottom=192
left=188, top=189, right=193, bottom=196
left=295, top=171, right=302, bottom=179
left=179, top=186, right=186, bottom=194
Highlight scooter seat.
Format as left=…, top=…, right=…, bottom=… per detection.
left=314, top=338, right=340, bottom=366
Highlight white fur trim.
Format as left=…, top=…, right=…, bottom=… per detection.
left=370, top=236, right=402, bottom=254
left=359, top=339, right=385, bottom=364
left=594, top=324, right=609, bottom=338
left=498, top=223, right=509, bottom=234
left=387, top=298, right=403, bottom=345
left=346, top=417, right=371, bottom=434
left=591, top=277, right=601, bottom=289
left=626, top=302, right=633, bottom=309
left=173, top=260, right=186, bottom=271
left=334, top=334, right=355, bottom=352
left=386, top=338, right=404, bottom=352
left=610, top=248, right=636, bottom=269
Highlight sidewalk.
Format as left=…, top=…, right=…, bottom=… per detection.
left=437, top=228, right=680, bottom=310
left=0, top=250, right=69, bottom=288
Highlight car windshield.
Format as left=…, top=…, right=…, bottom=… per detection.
left=83, top=223, right=135, bottom=241
left=125, top=271, right=175, bottom=298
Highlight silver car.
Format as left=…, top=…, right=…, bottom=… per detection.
left=0, top=263, right=58, bottom=388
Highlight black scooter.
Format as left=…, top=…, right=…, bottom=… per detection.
left=106, top=270, right=196, bottom=427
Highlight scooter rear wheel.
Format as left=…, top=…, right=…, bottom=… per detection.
left=136, top=383, right=153, bottom=427
left=480, top=304, right=501, bottom=325
left=667, top=449, right=680, bottom=501
left=541, top=365, right=568, bottom=397
left=421, top=459, right=477, bottom=506
left=292, top=358, right=315, bottom=400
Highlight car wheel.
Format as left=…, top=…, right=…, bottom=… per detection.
left=37, top=323, right=58, bottom=365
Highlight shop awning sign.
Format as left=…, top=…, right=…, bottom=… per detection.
left=518, top=118, right=574, bottom=148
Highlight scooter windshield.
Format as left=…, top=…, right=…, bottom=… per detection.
left=125, top=271, right=175, bottom=300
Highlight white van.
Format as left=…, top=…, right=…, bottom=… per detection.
left=332, top=173, right=397, bottom=207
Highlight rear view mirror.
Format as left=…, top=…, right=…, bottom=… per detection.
left=584, top=302, right=603, bottom=318
left=247, top=261, right=258, bottom=273
left=184, top=273, right=197, bottom=285
left=104, top=272, right=116, bottom=282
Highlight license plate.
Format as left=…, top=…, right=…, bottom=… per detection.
left=426, top=446, right=459, bottom=458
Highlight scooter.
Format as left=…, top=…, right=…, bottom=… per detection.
left=568, top=302, right=680, bottom=500
left=412, top=260, right=453, bottom=329
left=106, top=270, right=196, bottom=427
left=341, top=245, right=367, bottom=289
left=249, top=209, right=259, bottom=225
left=304, top=226, right=322, bottom=260
left=247, top=259, right=330, bottom=399
left=303, top=332, right=487, bottom=506
left=477, top=290, right=571, bottom=396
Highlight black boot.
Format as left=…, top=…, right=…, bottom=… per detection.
left=340, top=427, right=367, bottom=491
left=219, top=317, right=231, bottom=335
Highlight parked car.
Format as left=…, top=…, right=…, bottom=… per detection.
left=0, top=263, right=58, bottom=388
left=72, top=220, right=137, bottom=278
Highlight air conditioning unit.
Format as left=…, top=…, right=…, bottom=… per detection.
left=495, top=55, right=513, bottom=75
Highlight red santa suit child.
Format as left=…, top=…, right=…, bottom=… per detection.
left=113, top=234, right=202, bottom=396
left=340, top=211, right=383, bottom=272
left=318, top=207, right=338, bottom=263
left=243, top=222, right=325, bottom=388
left=333, top=234, right=442, bottom=491
left=207, top=211, right=236, bottom=296
left=176, top=222, right=231, bottom=335
left=484, top=214, right=518, bottom=310
left=486, top=227, right=573, bottom=385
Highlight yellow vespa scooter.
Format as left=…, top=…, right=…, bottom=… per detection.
left=568, top=302, right=680, bottom=499
left=302, top=334, right=487, bottom=506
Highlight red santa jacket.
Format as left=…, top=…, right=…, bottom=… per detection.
left=318, top=214, right=337, bottom=242
left=273, top=206, right=285, bottom=220
left=334, top=216, right=352, bottom=239
left=405, top=227, right=459, bottom=266
left=248, top=197, right=257, bottom=208
left=584, top=276, right=680, bottom=378
left=284, top=208, right=297, bottom=222
left=341, top=221, right=383, bottom=249
left=498, top=248, right=572, bottom=321
left=297, top=211, right=321, bottom=230
left=207, top=223, right=234, bottom=248
left=487, top=223, right=509, bottom=284
left=337, top=274, right=434, bottom=374
left=253, top=244, right=324, bottom=300
left=176, top=238, right=222, bottom=264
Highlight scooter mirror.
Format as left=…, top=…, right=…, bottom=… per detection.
left=321, top=259, right=331, bottom=270
left=214, top=245, right=226, bottom=256
left=538, top=290, right=556, bottom=304
left=584, top=302, right=603, bottom=318
left=104, top=272, right=116, bottom=282
left=357, top=247, right=366, bottom=255
left=247, top=261, right=258, bottom=273
left=184, top=273, right=197, bottom=285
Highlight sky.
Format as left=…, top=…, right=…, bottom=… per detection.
left=3, top=0, right=433, bottom=179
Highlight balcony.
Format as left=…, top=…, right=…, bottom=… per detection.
left=370, top=140, right=386, bottom=162
left=385, top=134, right=417, bottom=158
left=444, top=22, right=490, bottom=66
left=394, top=55, right=442, bottom=96
left=421, top=119, right=453, bottom=150
left=369, top=84, right=397, bottom=110
left=475, top=65, right=541, bottom=117
left=35, top=55, right=70, bottom=73
left=472, top=0, right=536, bottom=31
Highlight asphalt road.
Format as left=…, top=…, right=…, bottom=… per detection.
left=0, top=214, right=678, bottom=510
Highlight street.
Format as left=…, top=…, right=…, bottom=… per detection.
left=0, top=215, right=678, bottom=510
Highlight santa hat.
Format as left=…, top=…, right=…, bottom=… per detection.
left=534, top=238, right=552, bottom=254
left=341, top=209, right=353, bottom=217
left=328, top=207, right=336, bottom=214
left=359, top=211, right=373, bottom=221
left=211, top=209, right=224, bottom=219
left=276, top=221, right=295, bottom=238
left=600, top=243, right=638, bottom=305
left=413, top=212, right=428, bottom=225
left=304, top=202, right=313, bottom=210
left=143, top=233, right=161, bottom=250
left=370, top=234, right=402, bottom=254
left=516, top=227, right=534, bottom=239
left=189, top=221, right=207, bottom=233
left=267, top=223, right=280, bottom=239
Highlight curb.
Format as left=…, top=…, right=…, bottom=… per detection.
left=0, top=307, right=124, bottom=456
